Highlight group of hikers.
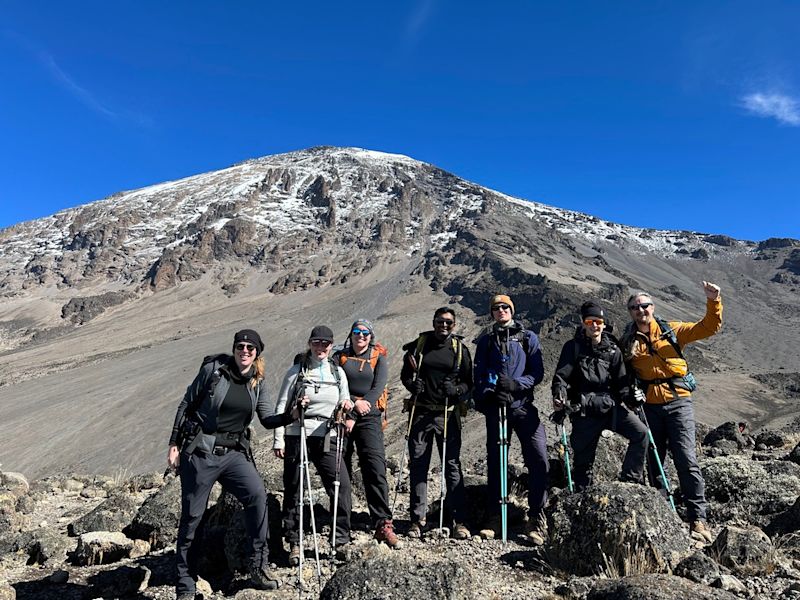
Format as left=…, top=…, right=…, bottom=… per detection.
left=166, top=280, right=722, bottom=598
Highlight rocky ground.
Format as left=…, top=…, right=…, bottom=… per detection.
left=5, top=412, right=800, bottom=600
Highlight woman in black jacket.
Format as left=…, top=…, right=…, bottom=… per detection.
left=167, top=329, right=300, bottom=599
left=551, top=302, right=648, bottom=491
left=336, top=319, right=398, bottom=547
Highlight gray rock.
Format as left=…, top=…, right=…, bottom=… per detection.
left=703, top=422, right=747, bottom=450
left=587, top=574, right=737, bottom=599
left=710, top=525, right=775, bottom=576
left=756, top=430, right=786, bottom=449
left=125, top=475, right=181, bottom=549
left=26, top=528, right=71, bottom=566
left=711, top=574, right=748, bottom=595
left=786, top=442, right=800, bottom=465
left=0, top=581, right=15, bottom=600
left=703, top=456, right=800, bottom=526
left=320, top=549, right=476, bottom=600
left=68, top=491, right=142, bottom=536
left=0, top=473, right=29, bottom=499
left=85, top=565, right=151, bottom=597
left=74, top=531, right=135, bottom=566
left=547, top=482, right=690, bottom=576
left=674, top=551, right=724, bottom=585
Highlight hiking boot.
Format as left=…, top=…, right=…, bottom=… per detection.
left=288, top=544, right=301, bottom=566
left=452, top=523, right=471, bottom=540
left=407, top=520, right=425, bottom=538
left=524, top=520, right=546, bottom=546
left=248, top=566, right=280, bottom=591
left=478, top=514, right=502, bottom=540
left=375, top=519, right=400, bottom=548
left=690, top=520, right=713, bottom=543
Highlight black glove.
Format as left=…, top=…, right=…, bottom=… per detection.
left=442, top=378, right=460, bottom=399
left=626, top=387, right=646, bottom=409
left=496, top=390, right=513, bottom=406
left=497, top=374, right=519, bottom=392
left=412, top=379, right=425, bottom=396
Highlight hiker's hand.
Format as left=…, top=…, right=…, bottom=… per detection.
left=354, top=399, right=370, bottom=416
left=273, top=448, right=285, bottom=459
left=443, top=378, right=459, bottom=398
left=412, top=379, right=425, bottom=396
left=497, top=374, right=518, bottom=392
left=345, top=418, right=356, bottom=434
left=632, top=387, right=646, bottom=406
left=552, top=397, right=565, bottom=412
left=167, top=445, right=180, bottom=471
left=497, top=390, right=513, bottom=406
left=342, top=399, right=354, bottom=411
left=703, top=281, right=721, bottom=301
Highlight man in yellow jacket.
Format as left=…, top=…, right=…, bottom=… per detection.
left=622, top=281, right=722, bottom=543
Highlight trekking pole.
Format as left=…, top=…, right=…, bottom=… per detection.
left=498, top=402, right=509, bottom=544
left=439, top=396, right=450, bottom=535
left=637, top=406, right=677, bottom=513
left=297, top=404, right=322, bottom=589
left=330, top=408, right=346, bottom=553
left=557, top=418, right=574, bottom=493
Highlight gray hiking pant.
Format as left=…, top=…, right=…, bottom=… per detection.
left=643, top=396, right=707, bottom=521
left=176, top=448, right=269, bottom=597
left=408, top=407, right=466, bottom=525
left=569, top=405, right=648, bottom=490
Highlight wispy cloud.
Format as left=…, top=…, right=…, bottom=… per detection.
left=38, top=51, right=118, bottom=120
left=741, top=92, right=800, bottom=126
left=406, top=0, right=435, bottom=40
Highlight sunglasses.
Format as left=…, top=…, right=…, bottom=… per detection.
left=434, top=318, right=455, bottom=326
left=492, top=304, right=511, bottom=312
left=352, top=329, right=371, bottom=336
left=310, top=339, right=332, bottom=347
left=583, top=318, right=604, bottom=326
left=235, top=343, right=256, bottom=352
left=628, top=302, right=653, bottom=311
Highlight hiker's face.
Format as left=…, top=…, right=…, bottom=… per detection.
left=491, top=303, right=513, bottom=325
left=433, top=312, right=456, bottom=339
left=234, top=342, right=257, bottom=373
left=582, top=317, right=605, bottom=342
left=309, top=339, right=332, bottom=360
left=350, top=327, right=371, bottom=353
left=628, top=295, right=654, bottom=327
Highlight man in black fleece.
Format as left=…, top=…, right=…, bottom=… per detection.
left=400, top=307, right=473, bottom=539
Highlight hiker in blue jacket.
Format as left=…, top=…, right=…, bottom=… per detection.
left=473, top=294, right=548, bottom=544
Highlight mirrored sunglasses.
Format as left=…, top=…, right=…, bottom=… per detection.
left=352, top=328, right=371, bottom=336
left=583, top=318, right=604, bottom=326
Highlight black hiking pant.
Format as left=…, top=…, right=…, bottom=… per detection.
left=344, top=412, right=392, bottom=525
left=408, top=407, right=466, bottom=525
left=282, top=434, right=352, bottom=546
left=569, top=405, right=648, bottom=491
left=176, top=448, right=268, bottom=597
left=484, top=400, right=549, bottom=519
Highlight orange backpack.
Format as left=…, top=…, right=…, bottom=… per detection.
left=339, top=343, right=390, bottom=431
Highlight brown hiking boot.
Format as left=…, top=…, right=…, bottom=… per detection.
left=375, top=519, right=400, bottom=548
left=478, top=514, right=502, bottom=540
left=452, top=523, right=471, bottom=540
left=524, top=519, right=545, bottom=546
left=248, top=566, right=280, bottom=590
left=407, top=520, right=425, bottom=538
left=288, top=544, right=301, bottom=566
left=690, top=520, right=713, bottom=543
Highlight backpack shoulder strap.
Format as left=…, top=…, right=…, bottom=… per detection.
left=654, top=315, right=685, bottom=360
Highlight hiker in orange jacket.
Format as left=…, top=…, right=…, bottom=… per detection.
left=620, top=281, right=722, bottom=543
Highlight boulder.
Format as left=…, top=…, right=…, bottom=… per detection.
left=125, top=475, right=181, bottom=549
left=587, top=574, right=737, bottom=599
left=547, top=482, right=690, bottom=576
left=0, top=581, right=15, bottom=600
left=756, top=430, right=786, bottom=450
left=0, top=473, right=29, bottom=499
left=26, top=528, right=71, bottom=566
left=710, top=525, right=775, bottom=576
left=703, top=422, right=747, bottom=450
left=320, top=546, right=476, bottom=600
left=674, top=551, right=724, bottom=585
left=786, top=442, right=800, bottom=465
left=68, top=491, right=142, bottom=536
left=702, top=456, right=800, bottom=526
left=74, top=531, right=136, bottom=566
left=85, top=565, right=151, bottom=597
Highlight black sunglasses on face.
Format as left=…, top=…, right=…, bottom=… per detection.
left=434, top=318, right=455, bottom=326
left=628, top=302, right=653, bottom=311
left=492, top=304, right=511, bottom=312
left=235, top=343, right=256, bottom=352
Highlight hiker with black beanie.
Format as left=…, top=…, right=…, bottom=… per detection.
left=335, top=318, right=399, bottom=547
left=400, top=307, right=473, bottom=539
left=474, top=294, right=549, bottom=544
left=273, top=325, right=352, bottom=564
left=552, top=301, right=648, bottom=493
left=168, top=329, right=298, bottom=598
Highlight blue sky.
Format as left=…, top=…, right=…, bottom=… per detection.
left=1, top=1, right=798, bottom=241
